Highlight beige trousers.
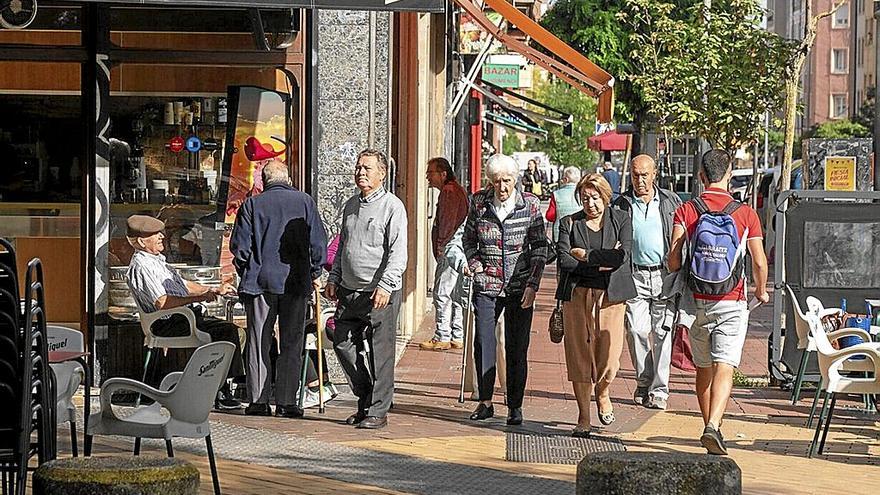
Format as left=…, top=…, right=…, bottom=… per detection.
left=562, top=287, right=626, bottom=396
left=463, top=315, right=506, bottom=393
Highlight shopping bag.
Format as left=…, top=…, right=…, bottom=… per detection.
left=671, top=325, right=697, bottom=372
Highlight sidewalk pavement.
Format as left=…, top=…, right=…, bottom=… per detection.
left=68, top=267, right=879, bottom=495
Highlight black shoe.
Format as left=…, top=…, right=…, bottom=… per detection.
left=214, top=390, right=243, bottom=410
left=700, top=423, right=728, bottom=455
left=356, top=416, right=387, bottom=429
left=275, top=405, right=305, bottom=418
left=346, top=410, right=368, bottom=425
left=507, top=407, right=523, bottom=426
left=244, top=403, right=272, bottom=416
left=469, top=403, right=494, bottom=421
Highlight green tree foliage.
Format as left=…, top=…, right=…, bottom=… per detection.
left=854, top=86, right=875, bottom=133
left=541, top=0, right=697, bottom=121
left=622, top=0, right=795, bottom=151
left=502, top=131, right=524, bottom=155
left=809, top=119, right=871, bottom=139
left=526, top=78, right=598, bottom=168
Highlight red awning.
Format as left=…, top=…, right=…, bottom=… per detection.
left=588, top=130, right=629, bottom=152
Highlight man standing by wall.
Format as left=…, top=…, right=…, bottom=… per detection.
left=420, top=157, right=469, bottom=352
left=612, top=155, right=681, bottom=410
left=668, top=149, right=769, bottom=455
left=326, top=149, right=408, bottom=430
left=230, top=160, right=327, bottom=419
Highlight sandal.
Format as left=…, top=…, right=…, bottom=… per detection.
left=598, top=409, right=615, bottom=426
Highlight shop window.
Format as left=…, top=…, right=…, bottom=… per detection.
left=0, top=5, right=81, bottom=46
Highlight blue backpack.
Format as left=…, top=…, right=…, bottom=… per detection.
left=687, top=197, right=748, bottom=296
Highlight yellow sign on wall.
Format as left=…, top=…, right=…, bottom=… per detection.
left=824, top=156, right=856, bottom=191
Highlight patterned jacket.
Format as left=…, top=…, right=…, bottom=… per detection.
left=463, top=188, right=547, bottom=297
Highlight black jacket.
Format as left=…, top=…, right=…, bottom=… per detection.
left=230, top=183, right=327, bottom=296
left=611, top=186, right=681, bottom=258
left=555, top=208, right=637, bottom=303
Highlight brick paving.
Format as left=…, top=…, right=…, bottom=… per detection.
left=44, top=266, right=880, bottom=494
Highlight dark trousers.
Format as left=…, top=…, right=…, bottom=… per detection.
left=242, top=293, right=307, bottom=406
left=472, top=291, right=533, bottom=408
left=152, top=310, right=245, bottom=380
left=332, top=287, right=400, bottom=418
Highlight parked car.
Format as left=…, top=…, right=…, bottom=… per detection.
left=759, top=161, right=804, bottom=264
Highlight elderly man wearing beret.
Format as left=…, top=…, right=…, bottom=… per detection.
left=125, top=214, right=245, bottom=410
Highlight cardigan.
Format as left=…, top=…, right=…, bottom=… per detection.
left=555, top=208, right=637, bottom=303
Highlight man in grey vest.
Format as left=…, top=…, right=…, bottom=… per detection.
left=612, top=154, right=681, bottom=410
left=326, top=149, right=408, bottom=430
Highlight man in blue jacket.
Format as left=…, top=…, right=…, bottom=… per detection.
left=231, top=160, right=327, bottom=418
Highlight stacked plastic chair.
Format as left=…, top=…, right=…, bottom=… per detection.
left=0, top=239, right=56, bottom=494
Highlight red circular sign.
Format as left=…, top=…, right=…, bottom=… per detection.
left=169, top=136, right=185, bottom=153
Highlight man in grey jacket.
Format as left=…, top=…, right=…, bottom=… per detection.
left=326, top=149, right=408, bottom=430
left=612, top=154, right=681, bottom=410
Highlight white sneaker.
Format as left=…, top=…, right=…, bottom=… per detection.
left=301, top=385, right=338, bottom=409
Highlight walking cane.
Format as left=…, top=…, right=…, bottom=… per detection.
left=458, top=276, right=474, bottom=404
left=314, top=287, right=326, bottom=414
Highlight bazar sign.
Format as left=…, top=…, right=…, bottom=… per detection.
left=80, top=0, right=444, bottom=12
left=482, top=63, right=520, bottom=88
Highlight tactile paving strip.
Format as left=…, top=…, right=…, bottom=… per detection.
left=506, top=432, right=626, bottom=465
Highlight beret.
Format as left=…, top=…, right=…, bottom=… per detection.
left=126, top=215, right=165, bottom=238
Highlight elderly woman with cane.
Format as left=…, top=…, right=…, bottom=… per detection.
left=555, top=173, right=635, bottom=437
left=463, top=153, right=548, bottom=425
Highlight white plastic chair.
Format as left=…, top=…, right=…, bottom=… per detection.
left=136, top=306, right=211, bottom=386
left=804, top=311, right=880, bottom=457
left=86, top=341, right=234, bottom=495
left=785, top=286, right=844, bottom=404
left=47, top=325, right=85, bottom=457
left=804, top=296, right=871, bottom=428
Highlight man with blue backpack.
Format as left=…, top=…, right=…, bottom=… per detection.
left=667, top=149, right=769, bottom=456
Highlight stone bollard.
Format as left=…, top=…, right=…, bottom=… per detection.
left=577, top=451, right=742, bottom=495
left=33, top=456, right=200, bottom=495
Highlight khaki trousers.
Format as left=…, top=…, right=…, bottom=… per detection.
left=562, top=287, right=626, bottom=397
left=463, top=315, right=506, bottom=394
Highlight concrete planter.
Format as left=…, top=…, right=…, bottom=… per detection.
left=577, top=451, right=741, bottom=495
left=33, top=456, right=199, bottom=495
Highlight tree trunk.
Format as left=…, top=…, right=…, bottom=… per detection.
left=780, top=74, right=801, bottom=192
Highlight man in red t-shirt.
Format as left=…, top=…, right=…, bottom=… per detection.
left=667, top=149, right=769, bottom=456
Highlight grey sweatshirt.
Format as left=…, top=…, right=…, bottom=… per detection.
left=329, top=189, right=408, bottom=292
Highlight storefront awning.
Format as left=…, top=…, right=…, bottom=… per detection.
left=454, top=0, right=614, bottom=123
left=588, top=130, right=629, bottom=152
left=73, top=0, right=444, bottom=12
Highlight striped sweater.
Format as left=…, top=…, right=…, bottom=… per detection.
left=463, top=188, right=548, bottom=297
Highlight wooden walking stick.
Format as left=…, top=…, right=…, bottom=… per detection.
left=314, top=287, right=326, bottom=414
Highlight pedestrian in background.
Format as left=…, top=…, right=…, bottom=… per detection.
left=667, top=149, right=768, bottom=455
left=545, top=166, right=582, bottom=243
left=326, top=149, right=408, bottom=430
left=555, top=174, right=635, bottom=437
left=521, top=158, right=546, bottom=197
left=420, top=157, right=469, bottom=352
left=463, top=153, right=547, bottom=426
left=612, top=155, right=681, bottom=410
left=230, top=160, right=327, bottom=419
left=602, top=161, right=621, bottom=200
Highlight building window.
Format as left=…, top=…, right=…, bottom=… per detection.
left=831, top=94, right=848, bottom=119
left=832, top=48, right=849, bottom=73
left=833, top=3, right=849, bottom=28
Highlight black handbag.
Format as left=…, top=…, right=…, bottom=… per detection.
left=549, top=300, right=564, bottom=344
